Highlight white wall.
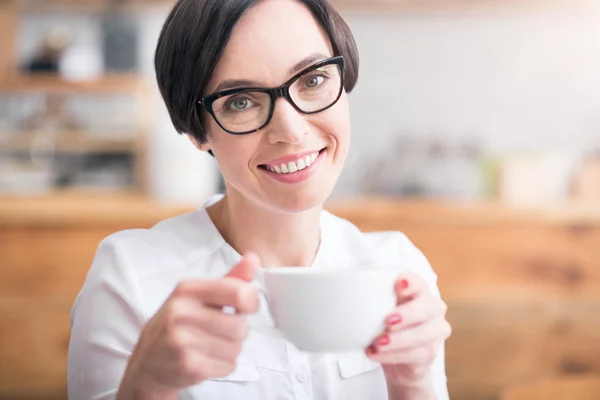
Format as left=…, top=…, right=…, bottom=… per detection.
left=17, top=7, right=600, bottom=198
left=338, top=9, right=600, bottom=194
left=137, top=10, right=220, bottom=205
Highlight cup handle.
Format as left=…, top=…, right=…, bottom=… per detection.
left=222, top=281, right=288, bottom=340
left=248, top=281, right=289, bottom=340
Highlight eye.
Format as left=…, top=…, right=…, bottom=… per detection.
left=305, top=75, right=325, bottom=88
left=228, top=97, right=253, bottom=111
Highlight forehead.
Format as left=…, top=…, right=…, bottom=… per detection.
left=206, top=0, right=333, bottom=92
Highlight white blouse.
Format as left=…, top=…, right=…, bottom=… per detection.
left=68, top=195, right=450, bottom=400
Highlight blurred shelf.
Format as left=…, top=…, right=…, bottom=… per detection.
left=330, top=0, right=591, bottom=12
left=15, top=0, right=589, bottom=13
left=0, top=74, right=149, bottom=94
left=327, top=196, right=600, bottom=226
left=0, top=131, right=141, bottom=153
left=48, top=187, right=142, bottom=197
left=0, top=191, right=189, bottom=227
left=17, top=0, right=174, bottom=13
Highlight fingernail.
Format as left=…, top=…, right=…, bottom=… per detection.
left=375, top=335, right=390, bottom=346
left=396, top=279, right=409, bottom=290
left=386, top=313, right=402, bottom=326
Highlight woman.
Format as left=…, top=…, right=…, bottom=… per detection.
left=68, top=0, right=451, bottom=399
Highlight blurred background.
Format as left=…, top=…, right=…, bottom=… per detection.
left=1, top=0, right=599, bottom=399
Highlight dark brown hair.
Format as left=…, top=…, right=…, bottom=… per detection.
left=154, top=0, right=359, bottom=144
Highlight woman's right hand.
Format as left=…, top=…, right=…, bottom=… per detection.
left=117, top=253, right=261, bottom=400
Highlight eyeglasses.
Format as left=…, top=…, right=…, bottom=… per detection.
left=198, top=56, right=345, bottom=135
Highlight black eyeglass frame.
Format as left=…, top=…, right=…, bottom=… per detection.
left=197, top=56, right=345, bottom=135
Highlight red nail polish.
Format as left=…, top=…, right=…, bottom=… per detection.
left=376, top=335, right=390, bottom=346
left=386, top=313, right=402, bottom=325
left=396, top=279, right=409, bottom=290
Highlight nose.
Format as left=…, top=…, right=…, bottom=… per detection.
left=266, top=98, right=309, bottom=145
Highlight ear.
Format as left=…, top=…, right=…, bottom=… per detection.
left=186, top=133, right=211, bottom=152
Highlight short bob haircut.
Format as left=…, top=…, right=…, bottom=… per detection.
left=155, top=0, right=360, bottom=145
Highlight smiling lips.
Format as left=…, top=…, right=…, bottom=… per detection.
left=260, top=149, right=325, bottom=183
left=264, top=151, right=319, bottom=174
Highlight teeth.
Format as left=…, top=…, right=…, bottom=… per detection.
left=265, top=151, right=320, bottom=174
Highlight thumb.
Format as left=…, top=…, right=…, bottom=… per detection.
left=226, top=252, right=260, bottom=282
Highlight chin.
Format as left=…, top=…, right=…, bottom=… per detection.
left=265, top=186, right=334, bottom=214
left=274, top=157, right=345, bottom=214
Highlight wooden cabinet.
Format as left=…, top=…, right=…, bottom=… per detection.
left=500, top=375, right=600, bottom=400
left=0, top=1, right=17, bottom=80
left=16, top=0, right=173, bottom=13
left=1, top=195, right=600, bottom=399
left=0, top=195, right=186, bottom=399
left=330, top=198, right=600, bottom=400
left=0, top=299, right=72, bottom=398
left=0, top=225, right=142, bottom=398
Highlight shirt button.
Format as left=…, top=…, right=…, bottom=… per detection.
left=296, top=372, right=307, bottom=382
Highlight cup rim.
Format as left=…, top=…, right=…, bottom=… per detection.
left=262, top=265, right=404, bottom=276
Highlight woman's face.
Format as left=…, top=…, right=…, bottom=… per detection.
left=198, top=0, right=350, bottom=213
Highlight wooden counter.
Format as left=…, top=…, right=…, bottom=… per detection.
left=331, top=197, right=600, bottom=400
left=0, top=193, right=190, bottom=228
left=1, top=194, right=599, bottom=228
left=1, top=194, right=599, bottom=400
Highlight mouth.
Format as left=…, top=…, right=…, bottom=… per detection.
left=258, top=148, right=326, bottom=175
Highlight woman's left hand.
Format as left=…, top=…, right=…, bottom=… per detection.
left=365, top=273, right=451, bottom=393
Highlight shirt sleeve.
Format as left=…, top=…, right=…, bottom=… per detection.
left=68, top=236, right=147, bottom=400
left=401, top=234, right=450, bottom=400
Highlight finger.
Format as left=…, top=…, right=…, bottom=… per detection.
left=204, top=279, right=260, bottom=313
left=197, top=355, right=237, bottom=380
left=194, top=306, right=250, bottom=342
left=382, top=363, right=431, bottom=384
left=384, top=295, right=447, bottom=332
left=167, top=322, right=244, bottom=364
left=366, top=340, right=445, bottom=366
left=373, top=318, right=451, bottom=353
left=166, top=297, right=250, bottom=341
left=188, top=352, right=237, bottom=381
left=394, top=273, right=428, bottom=302
left=194, top=328, right=245, bottom=364
left=175, top=279, right=259, bottom=313
left=226, top=252, right=260, bottom=282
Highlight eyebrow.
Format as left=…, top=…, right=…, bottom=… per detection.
left=289, top=52, right=329, bottom=76
left=211, top=52, right=330, bottom=93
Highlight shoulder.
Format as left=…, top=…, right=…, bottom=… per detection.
left=322, top=210, right=440, bottom=295
left=88, top=210, right=215, bottom=280
left=77, top=209, right=225, bottom=316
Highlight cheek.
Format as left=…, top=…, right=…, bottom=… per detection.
left=330, top=93, right=350, bottom=130
left=209, top=128, right=258, bottom=179
left=215, top=142, right=249, bottom=173
left=318, top=97, right=351, bottom=148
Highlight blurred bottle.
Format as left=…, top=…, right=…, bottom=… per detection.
left=358, top=133, right=484, bottom=200
left=101, top=0, right=140, bottom=72
left=25, top=26, right=70, bottom=74
left=422, top=136, right=483, bottom=200
left=498, top=152, right=578, bottom=205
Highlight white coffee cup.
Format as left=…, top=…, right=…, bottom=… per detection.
left=248, top=266, right=401, bottom=353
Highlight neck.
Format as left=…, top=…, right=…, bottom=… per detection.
left=207, top=191, right=322, bottom=268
